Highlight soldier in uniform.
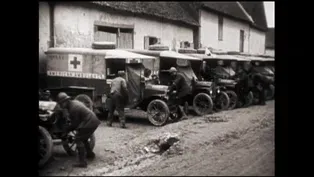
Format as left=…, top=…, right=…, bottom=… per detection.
left=250, top=62, right=267, bottom=105
left=57, top=92, right=101, bottom=168
left=235, top=61, right=266, bottom=105
left=107, top=71, right=128, bottom=128
left=167, top=67, right=191, bottom=120
left=234, top=61, right=252, bottom=105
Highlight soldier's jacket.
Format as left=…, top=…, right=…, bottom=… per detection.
left=235, top=68, right=254, bottom=87
left=110, top=76, right=128, bottom=96
left=67, top=100, right=100, bottom=131
left=169, top=73, right=191, bottom=98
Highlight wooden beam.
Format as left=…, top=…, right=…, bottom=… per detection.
left=94, top=21, right=134, bottom=29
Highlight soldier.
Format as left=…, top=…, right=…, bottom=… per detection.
left=56, top=92, right=100, bottom=168
left=250, top=62, right=267, bottom=105
left=167, top=67, right=191, bottom=120
left=107, top=71, right=128, bottom=128
left=234, top=61, right=252, bottom=104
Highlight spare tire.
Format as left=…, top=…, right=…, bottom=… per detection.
left=178, top=48, right=197, bottom=54
left=148, top=44, right=169, bottom=51
left=75, top=94, right=93, bottom=110
left=92, top=41, right=116, bottom=49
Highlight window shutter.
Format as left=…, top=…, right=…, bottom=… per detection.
left=180, top=41, right=184, bottom=48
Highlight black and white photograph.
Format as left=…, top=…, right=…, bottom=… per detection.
left=38, top=1, right=275, bottom=176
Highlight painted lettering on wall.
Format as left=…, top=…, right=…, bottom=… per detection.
left=47, top=71, right=105, bottom=80
left=49, top=55, right=66, bottom=60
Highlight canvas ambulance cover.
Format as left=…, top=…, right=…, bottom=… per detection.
left=46, top=53, right=106, bottom=80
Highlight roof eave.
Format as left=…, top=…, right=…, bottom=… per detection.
left=266, top=46, right=275, bottom=49
left=250, top=23, right=268, bottom=32
left=202, top=6, right=251, bottom=23
left=91, top=2, right=199, bottom=27
left=200, top=6, right=253, bottom=25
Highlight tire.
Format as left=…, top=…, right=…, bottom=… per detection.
left=148, top=45, right=169, bottom=51
left=236, top=91, right=253, bottom=108
left=214, top=91, right=230, bottom=112
left=38, top=126, right=53, bottom=168
left=243, top=91, right=254, bottom=107
left=62, top=132, right=96, bottom=156
left=146, top=99, right=170, bottom=126
left=226, top=90, right=238, bottom=110
left=75, top=94, right=93, bottom=110
left=147, top=99, right=170, bottom=126
left=193, top=93, right=214, bottom=116
left=265, top=84, right=275, bottom=100
left=252, top=90, right=260, bottom=105
left=184, top=101, right=189, bottom=115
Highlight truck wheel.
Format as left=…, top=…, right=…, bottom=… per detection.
left=193, top=93, right=213, bottom=116
left=266, top=84, right=275, bottom=100
left=75, top=94, right=93, bottom=110
left=62, top=131, right=96, bottom=156
left=147, top=99, right=170, bottom=126
left=214, top=91, right=230, bottom=112
left=226, top=90, right=238, bottom=110
left=184, top=101, right=189, bottom=115
left=252, top=90, right=260, bottom=105
left=243, top=91, right=254, bottom=107
left=236, top=91, right=254, bottom=108
left=39, top=126, right=53, bottom=168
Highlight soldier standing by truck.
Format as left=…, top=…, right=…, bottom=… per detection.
left=56, top=92, right=101, bottom=168
left=250, top=62, right=267, bottom=105
left=235, top=62, right=266, bottom=105
left=107, top=71, right=129, bottom=128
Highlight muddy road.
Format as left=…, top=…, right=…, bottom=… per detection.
left=39, top=101, right=274, bottom=176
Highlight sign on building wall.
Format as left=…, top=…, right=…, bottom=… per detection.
left=47, top=54, right=106, bottom=80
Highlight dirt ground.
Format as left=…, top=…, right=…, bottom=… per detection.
left=39, top=100, right=274, bottom=176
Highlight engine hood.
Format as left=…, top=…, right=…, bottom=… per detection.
left=39, top=101, right=57, bottom=111
left=195, top=81, right=213, bottom=87
left=218, top=79, right=236, bottom=85
left=145, top=84, right=168, bottom=93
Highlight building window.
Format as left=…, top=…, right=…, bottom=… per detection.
left=94, top=21, right=134, bottom=49
left=218, top=16, right=223, bottom=41
left=144, top=36, right=160, bottom=49
left=239, top=30, right=245, bottom=52
left=180, top=41, right=194, bottom=49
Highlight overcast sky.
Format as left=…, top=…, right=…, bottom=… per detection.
left=264, top=1, right=274, bottom=28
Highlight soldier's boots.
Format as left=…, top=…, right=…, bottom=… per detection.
left=120, top=122, right=126, bottom=129
left=179, top=106, right=188, bottom=120
left=119, top=116, right=127, bottom=128
left=84, top=141, right=96, bottom=160
left=73, top=146, right=87, bottom=168
left=258, top=90, right=266, bottom=105
left=107, top=122, right=112, bottom=127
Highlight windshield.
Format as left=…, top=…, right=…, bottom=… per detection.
left=177, top=65, right=197, bottom=86
left=254, top=66, right=274, bottom=75
left=215, top=66, right=236, bottom=78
